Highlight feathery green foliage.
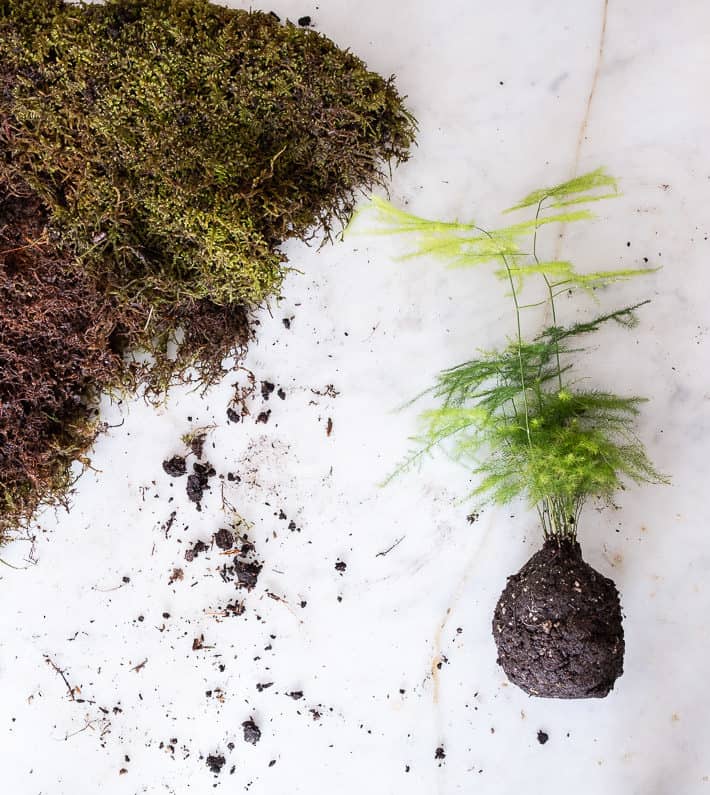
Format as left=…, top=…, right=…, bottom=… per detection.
left=358, top=169, right=665, bottom=540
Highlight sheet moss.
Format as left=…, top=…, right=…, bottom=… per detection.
left=0, top=0, right=415, bottom=538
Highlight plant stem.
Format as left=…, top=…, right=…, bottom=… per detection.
left=475, top=226, right=532, bottom=447
left=533, top=198, right=564, bottom=391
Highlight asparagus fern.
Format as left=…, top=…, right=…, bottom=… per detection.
left=356, top=169, right=666, bottom=540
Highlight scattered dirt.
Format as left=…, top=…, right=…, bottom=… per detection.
left=492, top=539, right=624, bottom=699
left=168, top=567, right=184, bottom=584
left=242, top=718, right=261, bottom=745
left=162, top=455, right=187, bottom=477
left=537, top=730, right=549, bottom=745
left=234, top=559, right=263, bottom=591
left=186, top=462, right=216, bottom=508
left=206, top=754, right=225, bottom=774
left=184, top=540, right=209, bottom=562
left=214, top=528, right=234, bottom=550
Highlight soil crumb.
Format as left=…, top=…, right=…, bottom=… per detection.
left=162, top=455, right=187, bottom=477
left=185, top=540, right=209, bottom=562
left=186, top=462, right=216, bottom=508
left=493, top=540, right=624, bottom=699
left=206, top=754, right=225, bottom=774
left=537, top=730, right=549, bottom=745
left=214, top=528, right=234, bottom=550
left=242, top=719, right=261, bottom=745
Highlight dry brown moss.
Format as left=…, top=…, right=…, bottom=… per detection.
left=0, top=180, right=120, bottom=535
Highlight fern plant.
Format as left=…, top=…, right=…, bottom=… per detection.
left=357, top=169, right=666, bottom=540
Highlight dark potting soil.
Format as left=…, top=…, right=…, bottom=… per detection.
left=492, top=539, right=624, bottom=699
left=242, top=718, right=261, bottom=745
left=214, top=528, right=234, bottom=550
left=162, top=455, right=187, bottom=477
left=206, top=754, right=225, bottom=774
left=186, top=462, right=216, bottom=507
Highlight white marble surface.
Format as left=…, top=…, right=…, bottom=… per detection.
left=3, top=1, right=710, bottom=792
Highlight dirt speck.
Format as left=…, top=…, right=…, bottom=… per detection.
left=162, top=455, right=186, bottom=477
left=206, top=754, right=225, bottom=774
left=242, top=718, right=261, bottom=745
left=537, top=730, right=549, bottom=745
left=335, top=560, right=347, bottom=573
left=435, top=746, right=446, bottom=760
left=214, top=528, right=234, bottom=550
left=185, top=539, right=209, bottom=562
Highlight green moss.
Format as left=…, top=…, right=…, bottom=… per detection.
left=0, top=0, right=415, bottom=367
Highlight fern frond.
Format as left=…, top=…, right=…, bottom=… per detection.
left=505, top=168, right=619, bottom=212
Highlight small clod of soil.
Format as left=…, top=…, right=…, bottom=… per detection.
left=242, top=719, right=261, bottom=745
left=214, top=528, right=234, bottom=550
left=286, top=691, right=304, bottom=700
left=224, top=601, right=246, bottom=617
left=256, top=410, right=271, bottom=424
left=537, top=730, right=549, bottom=745
left=335, top=560, right=347, bottom=573
left=234, top=560, right=263, bottom=591
left=492, top=539, right=624, bottom=699
left=298, top=15, right=311, bottom=26
left=226, top=407, right=241, bottom=423
left=162, top=455, right=187, bottom=477
left=206, top=754, right=225, bottom=774
left=261, top=381, right=275, bottom=400
left=277, top=388, right=286, bottom=400
left=186, top=462, right=216, bottom=507
left=434, top=747, right=446, bottom=760
left=185, top=540, right=209, bottom=562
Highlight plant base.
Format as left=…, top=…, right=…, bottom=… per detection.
left=492, top=539, right=624, bottom=698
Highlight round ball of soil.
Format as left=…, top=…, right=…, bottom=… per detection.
left=492, top=540, right=624, bottom=699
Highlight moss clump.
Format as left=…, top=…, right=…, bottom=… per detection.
left=0, top=179, right=121, bottom=536
left=0, top=0, right=415, bottom=537
left=0, top=0, right=414, bottom=324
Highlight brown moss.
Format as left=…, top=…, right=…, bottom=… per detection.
left=0, top=180, right=120, bottom=536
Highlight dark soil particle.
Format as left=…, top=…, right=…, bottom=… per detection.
left=298, top=15, right=312, bottom=26
left=162, top=455, right=187, bottom=477
left=206, top=754, right=225, bottom=774
left=434, top=747, right=446, bottom=760
left=256, top=410, right=271, bottom=424
left=286, top=691, right=304, bottom=700
left=492, top=540, right=624, bottom=699
left=537, top=730, right=549, bottom=745
left=335, top=560, right=347, bottom=572
left=226, top=407, right=241, bottom=423
left=260, top=381, right=275, bottom=400
left=242, top=719, right=261, bottom=745
left=277, top=388, right=286, bottom=400
left=234, top=559, right=263, bottom=591
left=185, top=540, right=209, bottom=562
left=186, top=462, right=216, bottom=507
left=214, top=528, right=234, bottom=550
